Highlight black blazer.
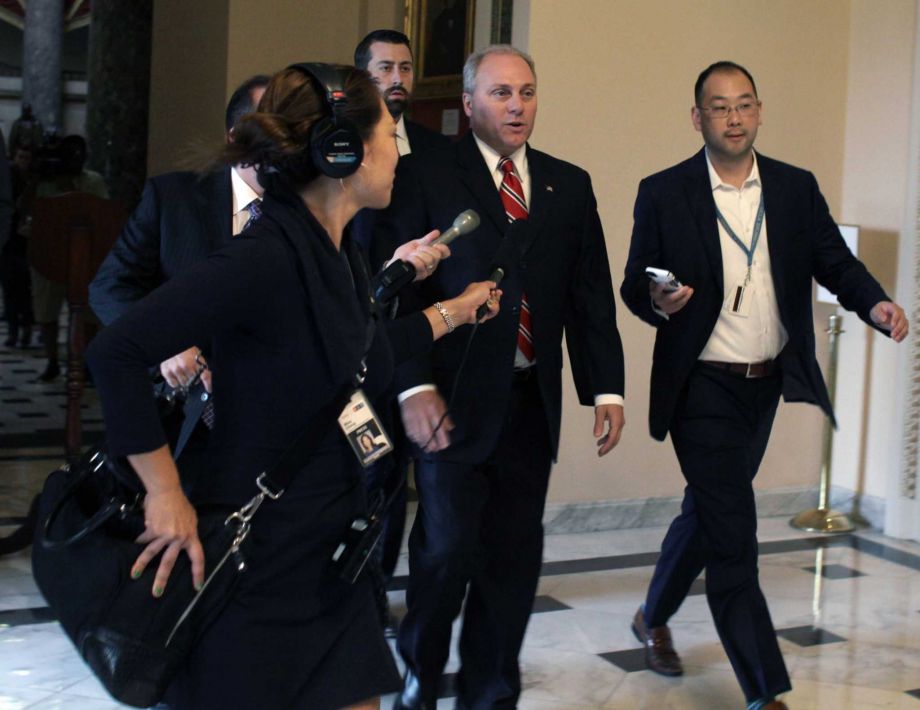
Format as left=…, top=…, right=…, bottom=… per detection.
left=351, top=119, right=450, bottom=256
left=621, top=149, right=889, bottom=441
left=405, top=119, right=451, bottom=153
left=90, top=168, right=232, bottom=325
left=377, top=132, right=625, bottom=461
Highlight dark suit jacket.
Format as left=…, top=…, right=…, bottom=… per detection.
left=405, top=119, right=451, bottom=154
left=351, top=119, right=451, bottom=256
left=377, top=132, right=625, bottom=462
left=90, top=168, right=232, bottom=325
left=621, top=149, right=889, bottom=441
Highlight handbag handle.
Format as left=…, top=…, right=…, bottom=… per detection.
left=41, top=450, right=139, bottom=550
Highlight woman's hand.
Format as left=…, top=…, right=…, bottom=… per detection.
left=128, top=447, right=205, bottom=597
left=391, top=230, right=451, bottom=281
left=447, top=281, right=502, bottom=325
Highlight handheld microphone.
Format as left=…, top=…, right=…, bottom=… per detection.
left=475, top=267, right=505, bottom=321
left=372, top=209, right=481, bottom=303
left=432, top=209, right=480, bottom=246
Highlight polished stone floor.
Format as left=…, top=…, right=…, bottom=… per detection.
left=1, top=324, right=920, bottom=708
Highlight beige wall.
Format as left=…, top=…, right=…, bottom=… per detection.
left=146, top=0, right=913, bottom=508
left=148, top=0, right=404, bottom=174
left=838, top=0, right=917, bottom=501
left=148, top=0, right=230, bottom=174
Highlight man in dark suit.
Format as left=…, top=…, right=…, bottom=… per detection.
left=89, top=75, right=268, bottom=474
left=620, top=61, right=908, bottom=710
left=91, top=74, right=268, bottom=377
left=380, top=45, right=626, bottom=709
left=354, top=29, right=451, bottom=161
left=353, top=28, right=452, bottom=604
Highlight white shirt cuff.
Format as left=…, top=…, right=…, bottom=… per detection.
left=398, top=384, right=436, bottom=403
left=594, top=394, right=625, bottom=407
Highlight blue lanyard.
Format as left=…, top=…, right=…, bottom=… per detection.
left=715, top=193, right=765, bottom=284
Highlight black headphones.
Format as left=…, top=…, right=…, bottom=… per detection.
left=287, top=62, right=364, bottom=179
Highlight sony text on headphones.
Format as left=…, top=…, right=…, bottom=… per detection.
left=287, top=62, right=364, bottom=179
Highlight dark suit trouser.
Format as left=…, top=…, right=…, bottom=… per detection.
left=398, top=375, right=553, bottom=709
left=643, top=364, right=791, bottom=702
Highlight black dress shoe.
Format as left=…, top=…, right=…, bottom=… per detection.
left=393, top=669, right=436, bottom=709
left=632, top=606, right=683, bottom=676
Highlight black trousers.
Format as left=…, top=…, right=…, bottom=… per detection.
left=397, top=374, right=552, bottom=709
left=643, top=364, right=791, bottom=702
left=0, top=250, right=34, bottom=334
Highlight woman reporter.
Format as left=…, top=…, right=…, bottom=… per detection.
left=86, top=64, right=499, bottom=710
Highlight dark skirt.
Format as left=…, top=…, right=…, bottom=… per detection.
left=165, top=447, right=401, bottom=709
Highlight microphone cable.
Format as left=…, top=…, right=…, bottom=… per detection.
left=420, top=300, right=496, bottom=451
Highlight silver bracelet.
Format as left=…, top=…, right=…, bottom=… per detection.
left=433, top=302, right=455, bottom=333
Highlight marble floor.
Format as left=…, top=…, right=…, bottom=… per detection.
left=1, top=321, right=920, bottom=708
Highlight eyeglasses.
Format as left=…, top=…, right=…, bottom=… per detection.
left=697, top=101, right=761, bottom=119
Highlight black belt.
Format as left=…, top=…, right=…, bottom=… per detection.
left=700, top=359, right=777, bottom=378
left=512, top=366, right=537, bottom=384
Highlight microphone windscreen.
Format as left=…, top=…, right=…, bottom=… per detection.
left=453, top=209, right=480, bottom=235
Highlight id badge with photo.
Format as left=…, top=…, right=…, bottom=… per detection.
left=338, top=389, right=393, bottom=467
left=725, top=280, right=754, bottom=318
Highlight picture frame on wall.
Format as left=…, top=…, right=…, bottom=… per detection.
left=406, top=0, right=476, bottom=99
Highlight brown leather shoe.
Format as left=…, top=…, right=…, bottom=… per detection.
left=762, top=702, right=788, bottom=709
left=631, top=606, right=683, bottom=676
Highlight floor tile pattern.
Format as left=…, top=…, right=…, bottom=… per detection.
left=2, top=325, right=920, bottom=709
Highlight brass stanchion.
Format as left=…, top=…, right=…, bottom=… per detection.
left=791, top=313, right=855, bottom=533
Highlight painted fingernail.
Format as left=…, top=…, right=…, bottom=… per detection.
left=153, top=586, right=164, bottom=598
left=131, top=567, right=142, bottom=579
left=194, top=581, right=203, bottom=591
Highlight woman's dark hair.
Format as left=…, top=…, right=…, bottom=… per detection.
left=222, top=64, right=381, bottom=192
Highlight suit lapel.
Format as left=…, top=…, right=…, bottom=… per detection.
left=456, top=133, right=507, bottom=235
left=521, top=146, right=552, bottom=257
left=684, top=149, right=723, bottom=293
left=202, top=166, right=233, bottom=248
left=757, top=155, right=790, bottom=311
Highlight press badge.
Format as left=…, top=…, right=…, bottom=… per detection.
left=726, top=280, right=753, bottom=317
left=338, top=389, right=393, bottom=467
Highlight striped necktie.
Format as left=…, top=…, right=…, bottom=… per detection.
left=241, top=198, right=262, bottom=233
left=499, top=158, right=534, bottom=363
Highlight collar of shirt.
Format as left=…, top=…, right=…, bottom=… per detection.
left=396, top=115, right=411, bottom=157
left=473, top=133, right=531, bottom=206
left=231, top=166, right=261, bottom=221
left=704, top=148, right=761, bottom=193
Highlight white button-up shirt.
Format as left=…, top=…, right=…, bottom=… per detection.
left=699, top=150, right=788, bottom=363
left=230, top=167, right=261, bottom=236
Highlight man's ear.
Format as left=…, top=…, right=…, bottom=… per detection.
left=690, top=106, right=702, bottom=133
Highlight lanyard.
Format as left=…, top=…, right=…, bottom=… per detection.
left=715, top=192, right=765, bottom=285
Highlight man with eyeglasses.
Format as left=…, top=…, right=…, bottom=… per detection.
left=620, top=60, right=907, bottom=710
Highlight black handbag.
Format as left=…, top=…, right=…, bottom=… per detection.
left=31, top=387, right=352, bottom=708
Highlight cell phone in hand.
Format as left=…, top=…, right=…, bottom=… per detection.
left=645, top=267, right=683, bottom=293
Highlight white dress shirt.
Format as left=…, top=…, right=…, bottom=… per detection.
left=230, top=167, right=262, bottom=236
left=698, top=150, right=788, bottom=363
left=396, top=115, right=411, bottom=157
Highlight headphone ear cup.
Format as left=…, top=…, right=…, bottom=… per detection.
left=309, top=117, right=364, bottom=179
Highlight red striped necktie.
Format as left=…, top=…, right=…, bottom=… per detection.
left=499, top=158, right=534, bottom=363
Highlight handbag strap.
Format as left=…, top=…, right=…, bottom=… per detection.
left=41, top=449, right=140, bottom=549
